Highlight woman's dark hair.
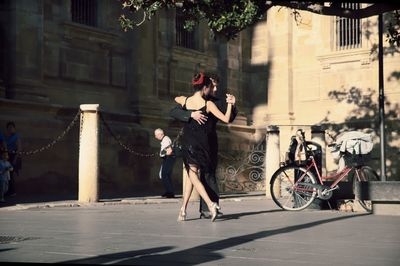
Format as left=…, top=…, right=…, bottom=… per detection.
left=6, top=121, right=15, bottom=129
left=192, top=72, right=211, bottom=91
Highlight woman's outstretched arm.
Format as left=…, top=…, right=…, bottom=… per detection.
left=207, top=99, right=232, bottom=124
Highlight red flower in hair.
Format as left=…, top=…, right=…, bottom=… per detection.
left=192, top=72, right=204, bottom=85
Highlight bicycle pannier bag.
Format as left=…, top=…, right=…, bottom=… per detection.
left=335, top=131, right=373, bottom=155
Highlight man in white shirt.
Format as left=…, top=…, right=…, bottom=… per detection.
left=154, top=128, right=176, bottom=198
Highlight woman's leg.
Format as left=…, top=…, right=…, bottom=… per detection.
left=181, top=169, right=194, bottom=212
left=187, top=165, right=214, bottom=207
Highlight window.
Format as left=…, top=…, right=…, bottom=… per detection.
left=175, top=10, right=197, bottom=50
left=71, top=0, right=97, bottom=27
left=335, top=3, right=361, bottom=50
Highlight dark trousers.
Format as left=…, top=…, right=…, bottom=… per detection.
left=6, top=153, right=18, bottom=195
left=6, top=173, right=15, bottom=195
left=199, top=168, right=219, bottom=212
left=200, top=134, right=219, bottom=213
left=160, top=156, right=175, bottom=195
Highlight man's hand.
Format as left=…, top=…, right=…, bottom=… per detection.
left=166, top=147, right=173, bottom=156
left=226, top=94, right=236, bottom=105
left=191, top=111, right=208, bottom=125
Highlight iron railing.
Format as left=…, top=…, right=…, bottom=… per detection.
left=335, top=3, right=361, bottom=50
left=71, top=0, right=97, bottom=27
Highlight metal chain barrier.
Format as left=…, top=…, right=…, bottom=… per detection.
left=15, top=110, right=81, bottom=156
left=79, top=110, right=84, bottom=145
left=100, top=113, right=255, bottom=162
left=11, top=108, right=250, bottom=160
left=99, top=113, right=160, bottom=157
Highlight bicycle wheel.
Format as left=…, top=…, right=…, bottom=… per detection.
left=270, top=165, right=317, bottom=211
left=354, top=166, right=380, bottom=212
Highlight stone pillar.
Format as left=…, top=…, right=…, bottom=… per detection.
left=183, top=164, right=200, bottom=201
left=265, top=126, right=280, bottom=198
left=311, top=125, right=326, bottom=176
left=79, top=104, right=100, bottom=203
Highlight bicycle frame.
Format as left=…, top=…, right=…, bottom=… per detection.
left=297, top=156, right=353, bottom=189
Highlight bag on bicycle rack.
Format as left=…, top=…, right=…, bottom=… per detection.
left=336, top=131, right=373, bottom=155
left=329, top=131, right=374, bottom=169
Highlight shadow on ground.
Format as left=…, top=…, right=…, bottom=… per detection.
left=183, top=209, right=283, bottom=222
left=62, top=213, right=369, bottom=265
left=218, top=209, right=284, bottom=221
left=0, top=191, right=168, bottom=208
left=0, top=194, right=77, bottom=208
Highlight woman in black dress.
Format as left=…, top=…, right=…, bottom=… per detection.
left=174, top=73, right=233, bottom=222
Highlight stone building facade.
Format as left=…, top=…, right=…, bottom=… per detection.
left=0, top=0, right=260, bottom=199
left=0, top=1, right=398, bottom=200
left=251, top=7, right=400, bottom=180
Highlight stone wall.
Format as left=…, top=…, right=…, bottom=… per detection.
left=0, top=98, right=259, bottom=199
left=0, top=0, right=259, bottom=200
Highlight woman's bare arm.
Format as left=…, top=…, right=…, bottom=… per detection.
left=207, top=101, right=232, bottom=124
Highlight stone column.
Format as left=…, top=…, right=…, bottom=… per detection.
left=311, top=125, right=326, bottom=176
left=183, top=165, right=200, bottom=201
left=79, top=104, right=100, bottom=203
left=265, top=126, right=280, bottom=198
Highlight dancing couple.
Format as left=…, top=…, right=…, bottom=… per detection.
left=171, top=72, right=237, bottom=222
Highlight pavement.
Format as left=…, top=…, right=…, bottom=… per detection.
left=0, top=192, right=266, bottom=211
left=0, top=195, right=399, bottom=265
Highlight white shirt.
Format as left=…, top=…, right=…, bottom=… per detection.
left=160, top=136, right=172, bottom=157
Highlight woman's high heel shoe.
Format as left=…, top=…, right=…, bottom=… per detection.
left=209, top=202, right=220, bottom=222
left=177, top=208, right=187, bottom=222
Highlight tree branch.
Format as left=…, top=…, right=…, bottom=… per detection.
left=268, top=2, right=400, bottom=19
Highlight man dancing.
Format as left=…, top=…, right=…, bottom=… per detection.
left=170, top=74, right=237, bottom=218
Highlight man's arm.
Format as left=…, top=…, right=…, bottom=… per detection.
left=160, top=136, right=174, bottom=156
left=6, top=162, right=13, bottom=172
left=170, top=105, right=192, bottom=122
left=170, top=104, right=208, bottom=125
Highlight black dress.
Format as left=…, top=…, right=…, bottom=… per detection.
left=181, top=97, right=211, bottom=174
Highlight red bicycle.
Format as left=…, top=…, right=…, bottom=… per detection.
left=270, top=130, right=379, bottom=212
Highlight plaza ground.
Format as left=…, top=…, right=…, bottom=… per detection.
left=0, top=196, right=399, bottom=265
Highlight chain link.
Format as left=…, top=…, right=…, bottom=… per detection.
left=15, top=111, right=81, bottom=156
left=78, top=110, right=85, bottom=158
left=11, top=109, right=255, bottom=161
left=99, top=113, right=160, bottom=157
left=79, top=111, right=84, bottom=144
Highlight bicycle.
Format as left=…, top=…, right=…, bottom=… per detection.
left=269, top=129, right=379, bottom=212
